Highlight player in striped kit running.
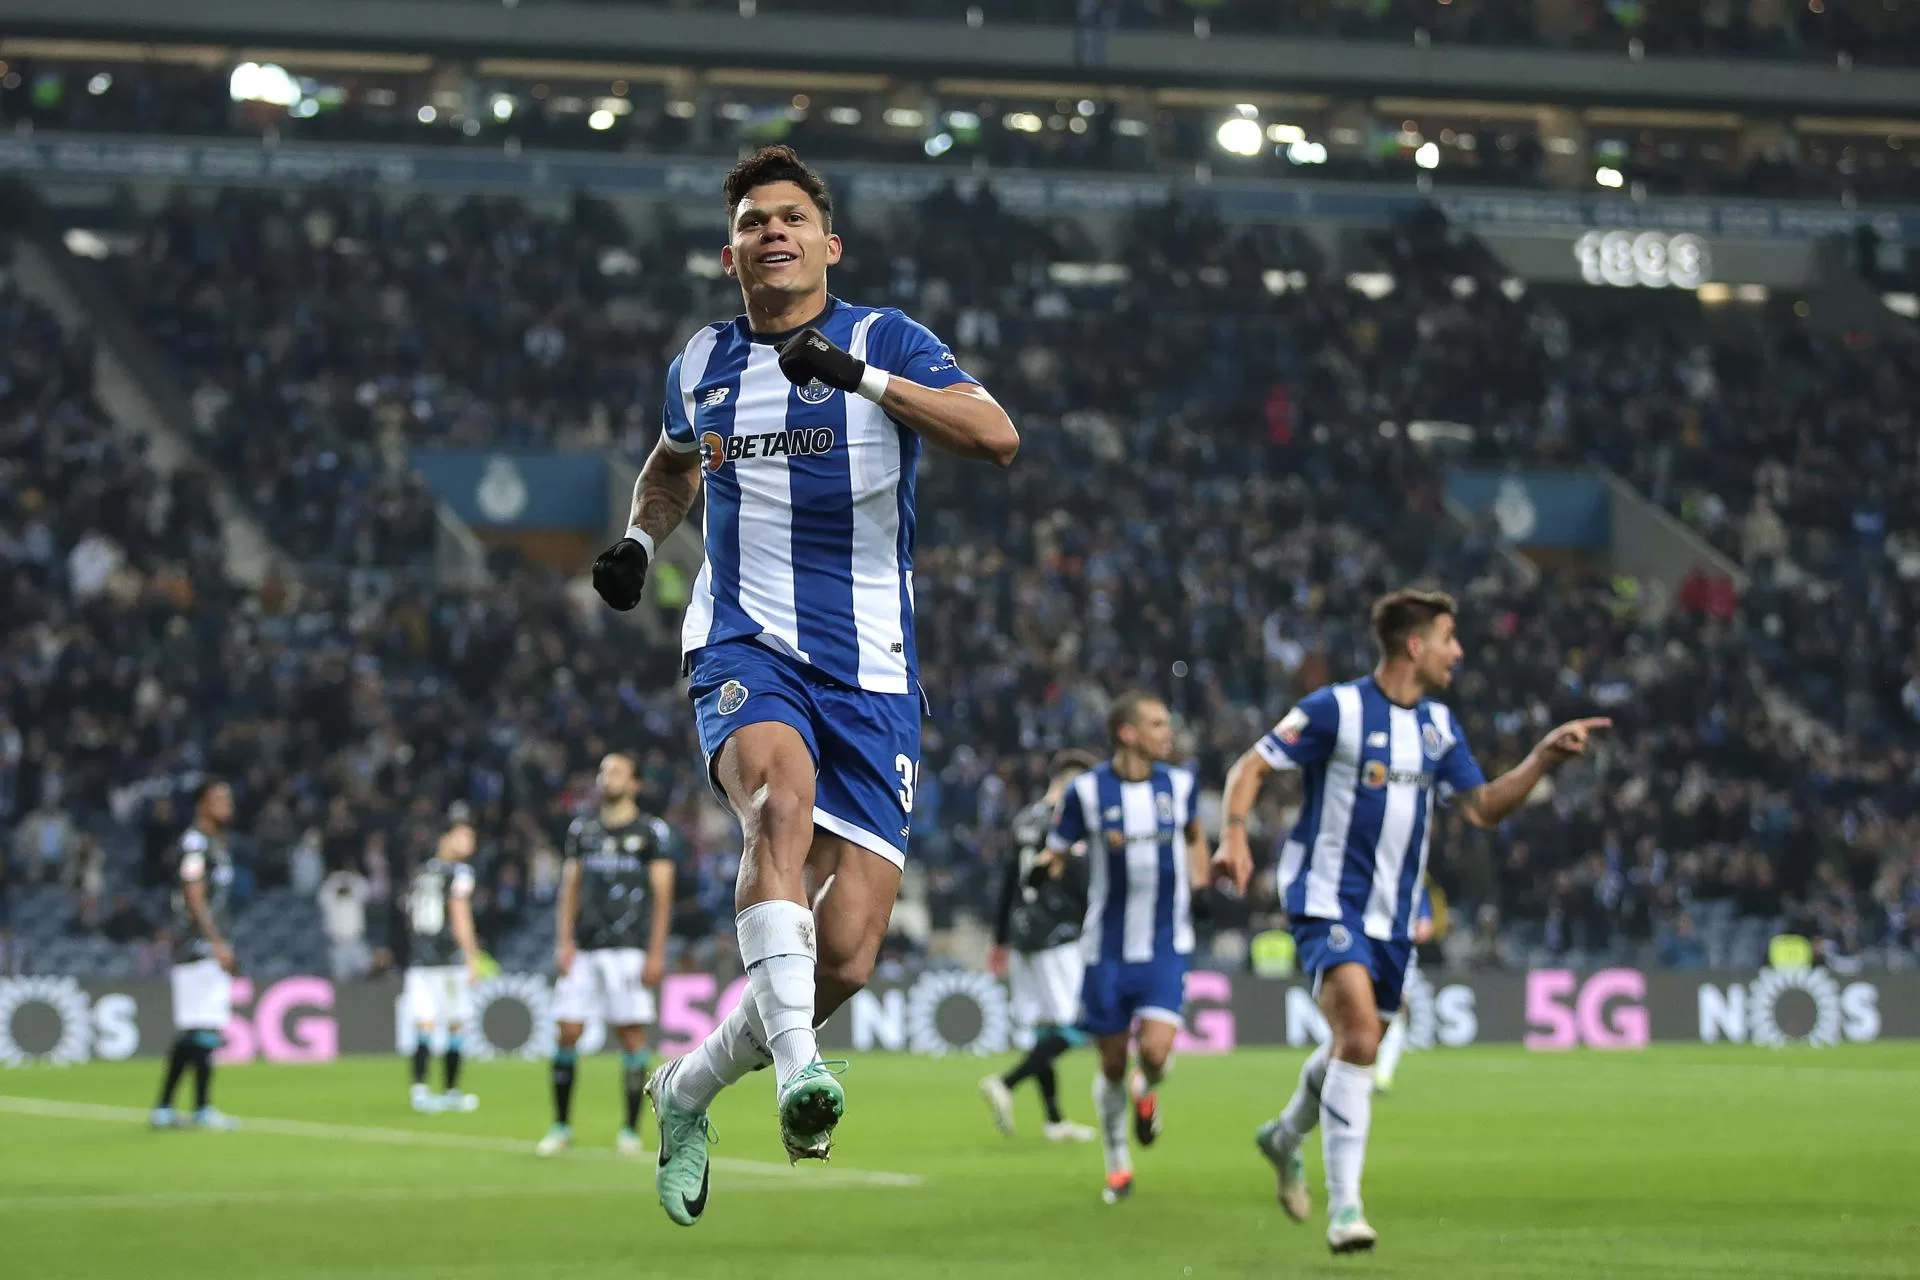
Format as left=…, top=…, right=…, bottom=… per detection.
left=1047, top=693, right=1251, bottom=1204
left=589, top=145, right=1018, bottom=1225
left=1219, top=588, right=1607, bottom=1253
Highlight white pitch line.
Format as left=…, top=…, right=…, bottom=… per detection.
left=0, top=1182, right=829, bottom=1212
left=0, top=1096, right=922, bottom=1189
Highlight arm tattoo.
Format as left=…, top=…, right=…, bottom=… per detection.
left=630, top=456, right=700, bottom=543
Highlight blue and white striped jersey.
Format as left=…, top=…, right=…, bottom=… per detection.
left=662, top=297, right=974, bottom=695
left=1048, top=762, right=1198, bottom=966
left=1258, top=676, right=1485, bottom=944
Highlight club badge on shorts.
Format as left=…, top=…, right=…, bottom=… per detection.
left=1329, top=924, right=1353, bottom=952
left=717, top=680, right=749, bottom=716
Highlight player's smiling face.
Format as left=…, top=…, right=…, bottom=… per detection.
left=722, top=180, right=841, bottom=304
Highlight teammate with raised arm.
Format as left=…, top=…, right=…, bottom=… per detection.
left=1218, top=588, right=1607, bottom=1253
left=588, top=145, right=1017, bottom=1225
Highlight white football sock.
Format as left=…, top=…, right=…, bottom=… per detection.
left=1320, top=1059, right=1374, bottom=1213
left=668, top=998, right=772, bottom=1113
left=1279, top=1041, right=1331, bottom=1140
left=1092, top=1072, right=1132, bottom=1176
left=1375, top=1013, right=1407, bottom=1083
left=736, top=899, right=819, bottom=1086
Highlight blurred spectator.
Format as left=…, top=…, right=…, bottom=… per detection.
left=101, top=890, right=153, bottom=944
left=14, top=800, right=75, bottom=886
left=64, top=832, right=107, bottom=933
left=319, top=867, right=373, bottom=981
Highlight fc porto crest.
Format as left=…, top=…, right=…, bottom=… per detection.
left=796, top=378, right=836, bottom=405
left=1328, top=924, right=1353, bottom=953
left=1421, top=722, right=1445, bottom=761
left=717, top=680, right=750, bottom=716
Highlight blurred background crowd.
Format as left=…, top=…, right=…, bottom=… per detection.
left=3, top=0, right=1919, bottom=994
left=5, top=175, right=1918, bottom=988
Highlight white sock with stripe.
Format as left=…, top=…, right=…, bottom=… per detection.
left=1320, top=1059, right=1374, bottom=1213
left=1279, top=1041, right=1331, bottom=1141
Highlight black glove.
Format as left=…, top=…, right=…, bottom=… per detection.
left=591, top=537, right=650, bottom=612
left=777, top=327, right=866, bottom=393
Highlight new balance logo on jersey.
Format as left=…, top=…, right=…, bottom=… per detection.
left=699, top=427, right=836, bottom=473
left=700, top=386, right=731, bottom=408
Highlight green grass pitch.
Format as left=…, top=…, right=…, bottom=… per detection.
left=2, top=1044, right=1916, bottom=1279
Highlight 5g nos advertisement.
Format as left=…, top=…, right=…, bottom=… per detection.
left=1, top=969, right=1912, bottom=1066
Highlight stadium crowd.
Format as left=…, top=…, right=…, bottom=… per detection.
left=6, top=180, right=1919, bottom=984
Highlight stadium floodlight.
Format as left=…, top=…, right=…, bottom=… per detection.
left=292, top=98, right=319, bottom=119
left=1215, top=117, right=1263, bottom=157
left=828, top=107, right=862, bottom=125
left=416, top=105, right=437, bottom=124
left=87, top=73, right=112, bottom=96
left=588, top=109, right=615, bottom=131
left=1596, top=166, right=1625, bottom=188
left=924, top=132, right=954, bottom=157
left=947, top=111, right=980, bottom=131
left=1286, top=140, right=1328, bottom=165
left=883, top=107, right=925, bottom=129
left=1266, top=123, right=1306, bottom=145
left=491, top=95, right=514, bottom=122
left=229, top=62, right=300, bottom=107
left=1003, top=112, right=1043, bottom=133
left=1415, top=142, right=1440, bottom=170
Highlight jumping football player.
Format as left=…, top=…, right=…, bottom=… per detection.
left=589, top=144, right=1017, bottom=1226
left=539, top=752, right=679, bottom=1157
left=1220, top=588, right=1607, bottom=1253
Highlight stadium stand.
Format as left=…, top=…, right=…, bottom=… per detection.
left=5, top=178, right=1918, bottom=983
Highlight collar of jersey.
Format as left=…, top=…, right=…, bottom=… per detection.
left=743, top=296, right=840, bottom=345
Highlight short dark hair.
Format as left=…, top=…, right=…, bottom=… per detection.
left=193, top=777, right=228, bottom=808
left=1371, top=588, right=1458, bottom=659
left=723, top=145, right=833, bottom=230
left=1106, top=690, right=1161, bottom=745
left=1048, top=749, right=1099, bottom=781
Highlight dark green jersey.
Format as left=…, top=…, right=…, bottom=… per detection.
left=996, top=800, right=1088, bottom=954
left=406, top=856, right=475, bottom=968
left=170, top=826, right=234, bottom=965
left=565, top=810, right=675, bottom=952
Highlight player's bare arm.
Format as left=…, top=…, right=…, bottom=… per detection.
left=593, top=442, right=701, bottom=612
left=450, top=891, right=481, bottom=982
left=183, top=875, right=235, bottom=974
left=1185, top=816, right=1216, bottom=894
left=1456, top=716, right=1610, bottom=830
left=555, top=858, right=580, bottom=976
left=873, top=379, right=1018, bottom=467
left=643, top=856, right=675, bottom=989
left=1216, top=746, right=1272, bottom=891
left=775, top=328, right=1018, bottom=467
left=631, top=441, right=702, bottom=545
